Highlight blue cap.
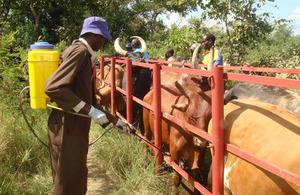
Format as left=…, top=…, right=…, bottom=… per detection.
left=126, top=43, right=132, bottom=48
left=30, top=42, right=54, bottom=50
left=80, top=16, right=112, bottom=40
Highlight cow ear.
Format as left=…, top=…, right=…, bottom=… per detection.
left=191, top=76, right=211, bottom=91
left=191, top=76, right=208, bottom=84
left=172, top=103, right=188, bottom=112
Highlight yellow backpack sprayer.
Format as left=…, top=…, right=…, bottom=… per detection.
left=27, top=42, right=60, bottom=109
left=19, top=42, right=60, bottom=147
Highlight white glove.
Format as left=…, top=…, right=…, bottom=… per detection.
left=88, top=106, right=109, bottom=125
left=116, top=119, right=128, bottom=133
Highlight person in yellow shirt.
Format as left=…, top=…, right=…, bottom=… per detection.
left=202, top=34, right=223, bottom=66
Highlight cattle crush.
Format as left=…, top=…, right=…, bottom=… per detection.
left=97, top=56, right=300, bottom=195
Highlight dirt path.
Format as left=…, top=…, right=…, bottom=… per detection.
left=86, top=149, right=113, bottom=195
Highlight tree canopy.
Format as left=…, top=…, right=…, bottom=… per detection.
left=0, top=0, right=298, bottom=67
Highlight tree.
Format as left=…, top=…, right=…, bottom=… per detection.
left=1, top=0, right=85, bottom=46
left=131, top=0, right=198, bottom=41
left=243, top=24, right=299, bottom=71
left=0, top=0, right=11, bottom=32
left=199, top=0, right=278, bottom=65
left=1, top=0, right=201, bottom=48
left=272, top=23, right=293, bottom=43
left=2, top=0, right=138, bottom=46
left=164, top=17, right=221, bottom=60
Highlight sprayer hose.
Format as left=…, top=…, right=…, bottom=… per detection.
left=19, top=86, right=48, bottom=147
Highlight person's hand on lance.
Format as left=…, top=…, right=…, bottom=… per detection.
left=88, top=105, right=109, bottom=125
left=115, top=118, right=129, bottom=133
left=88, top=105, right=131, bottom=134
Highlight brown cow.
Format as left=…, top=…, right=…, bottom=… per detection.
left=95, top=65, right=183, bottom=111
left=160, top=71, right=183, bottom=87
left=95, top=64, right=125, bottom=111
left=207, top=99, right=300, bottom=194
left=143, top=75, right=212, bottom=194
left=143, top=45, right=214, bottom=194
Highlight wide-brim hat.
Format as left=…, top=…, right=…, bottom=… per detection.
left=80, top=16, right=112, bottom=40
left=126, top=43, right=132, bottom=48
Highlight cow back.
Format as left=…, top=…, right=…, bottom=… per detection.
left=208, top=99, right=300, bottom=194
left=160, top=71, right=182, bottom=86
left=224, top=82, right=300, bottom=116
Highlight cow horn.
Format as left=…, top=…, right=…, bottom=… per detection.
left=207, top=46, right=214, bottom=71
left=192, top=44, right=202, bottom=69
left=99, top=79, right=106, bottom=89
left=114, top=37, right=128, bottom=57
left=130, top=36, right=147, bottom=56
left=175, top=81, right=190, bottom=102
left=172, top=81, right=191, bottom=112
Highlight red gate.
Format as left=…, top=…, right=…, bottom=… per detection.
left=98, top=56, right=300, bottom=195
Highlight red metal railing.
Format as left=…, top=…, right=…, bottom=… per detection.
left=211, top=67, right=224, bottom=194
left=153, top=63, right=163, bottom=170
left=98, top=56, right=300, bottom=195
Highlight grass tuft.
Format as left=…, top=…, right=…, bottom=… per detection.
left=90, top=124, right=174, bottom=194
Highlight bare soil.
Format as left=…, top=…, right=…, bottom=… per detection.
left=86, top=149, right=114, bottom=195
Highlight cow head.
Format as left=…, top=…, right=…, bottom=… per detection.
left=173, top=43, right=212, bottom=134
left=114, top=36, right=147, bottom=62
left=95, top=64, right=125, bottom=111
left=172, top=76, right=212, bottom=147
left=114, top=36, right=151, bottom=133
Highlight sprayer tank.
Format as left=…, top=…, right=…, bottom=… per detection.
left=28, top=42, right=59, bottom=109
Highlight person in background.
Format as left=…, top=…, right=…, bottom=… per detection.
left=115, top=43, right=133, bottom=57
left=202, top=33, right=223, bottom=66
left=114, top=52, right=121, bottom=57
left=131, top=38, right=150, bottom=60
left=165, top=48, right=178, bottom=67
left=44, top=16, right=128, bottom=195
left=126, top=43, right=133, bottom=52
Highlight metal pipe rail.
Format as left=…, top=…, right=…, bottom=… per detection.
left=98, top=56, right=300, bottom=195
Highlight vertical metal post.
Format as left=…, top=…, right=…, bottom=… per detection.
left=110, top=58, right=116, bottom=115
left=126, top=59, right=133, bottom=125
left=153, top=63, right=162, bottom=172
left=100, top=56, right=104, bottom=84
left=212, top=66, right=224, bottom=195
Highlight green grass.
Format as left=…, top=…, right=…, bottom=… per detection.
left=0, top=71, right=175, bottom=194
left=0, top=83, right=52, bottom=194
left=90, top=123, right=174, bottom=194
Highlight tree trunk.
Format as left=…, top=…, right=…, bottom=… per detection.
left=30, top=1, right=41, bottom=41
left=0, top=1, right=11, bottom=32
left=225, top=16, right=234, bottom=65
left=149, top=13, right=158, bottom=42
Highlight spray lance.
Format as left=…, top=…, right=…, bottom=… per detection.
left=20, top=42, right=129, bottom=147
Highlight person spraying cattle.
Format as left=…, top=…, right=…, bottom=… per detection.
left=20, top=16, right=133, bottom=195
